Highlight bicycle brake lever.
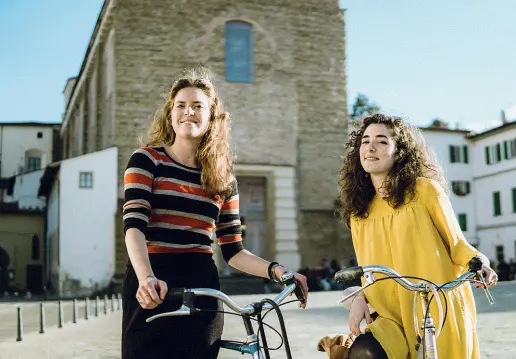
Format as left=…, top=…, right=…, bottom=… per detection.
left=476, top=270, right=494, bottom=305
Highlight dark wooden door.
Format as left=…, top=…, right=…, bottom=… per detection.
left=26, top=264, right=43, bottom=294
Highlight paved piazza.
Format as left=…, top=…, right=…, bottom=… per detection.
left=0, top=282, right=514, bottom=358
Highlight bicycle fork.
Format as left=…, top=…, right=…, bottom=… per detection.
left=416, top=292, right=438, bottom=359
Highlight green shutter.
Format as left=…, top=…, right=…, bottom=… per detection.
left=485, top=146, right=490, bottom=165
left=458, top=214, right=467, bottom=232
left=493, top=192, right=501, bottom=216
left=449, top=145, right=455, bottom=163
left=496, top=143, right=502, bottom=162
left=504, top=141, right=509, bottom=159
left=512, top=188, right=516, bottom=213
left=463, top=146, right=468, bottom=163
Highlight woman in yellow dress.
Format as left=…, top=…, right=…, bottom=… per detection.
left=338, top=114, right=498, bottom=359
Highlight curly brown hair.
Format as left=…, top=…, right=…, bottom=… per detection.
left=144, top=68, right=235, bottom=198
left=339, top=113, right=446, bottom=226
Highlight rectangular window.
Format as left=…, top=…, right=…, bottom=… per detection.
left=458, top=213, right=467, bottom=232
left=225, top=21, right=254, bottom=83
left=451, top=181, right=470, bottom=196
left=486, top=143, right=503, bottom=164
left=512, top=188, right=516, bottom=213
left=79, top=172, right=93, bottom=188
left=493, top=191, right=502, bottom=216
left=449, top=145, right=456, bottom=163
left=506, top=138, right=516, bottom=159
left=449, top=145, right=468, bottom=164
left=27, top=157, right=41, bottom=172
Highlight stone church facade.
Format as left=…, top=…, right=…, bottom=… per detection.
left=59, top=0, right=352, bottom=278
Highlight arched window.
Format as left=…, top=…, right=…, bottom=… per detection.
left=225, top=21, right=253, bottom=83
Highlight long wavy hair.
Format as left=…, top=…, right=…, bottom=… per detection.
left=339, top=113, right=446, bottom=226
left=144, top=69, right=235, bottom=198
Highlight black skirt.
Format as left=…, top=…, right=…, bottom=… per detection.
left=122, top=253, right=224, bottom=359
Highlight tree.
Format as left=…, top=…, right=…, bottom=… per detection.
left=429, top=118, right=449, bottom=128
left=350, top=93, right=380, bottom=120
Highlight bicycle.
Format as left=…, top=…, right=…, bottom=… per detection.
left=146, top=272, right=305, bottom=359
left=334, top=257, right=495, bottom=359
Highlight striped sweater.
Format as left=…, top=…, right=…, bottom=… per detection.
left=123, top=147, right=244, bottom=262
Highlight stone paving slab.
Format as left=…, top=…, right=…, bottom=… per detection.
left=0, top=282, right=514, bottom=358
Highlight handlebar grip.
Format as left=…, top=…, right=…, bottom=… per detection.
left=293, top=283, right=306, bottom=304
left=468, top=256, right=483, bottom=272
left=280, top=272, right=305, bottom=304
left=334, top=266, right=364, bottom=283
left=165, top=288, right=185, bottom=300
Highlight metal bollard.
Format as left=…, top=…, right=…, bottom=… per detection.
left=95, top=296, right=99, bottom=317
left=111, top=294, right=115, bottom=312
left=58, top=300, right=64, bottom=328
left=72, top=299, right=78, bottom=324
left=39, top=302, right=46, bottom=334
left=16, top=307, right=23, bottom=342
left=85, top=297, right=90, bottom=320
left=103, top=295, right=108, bottom=315
left=117, top=293, right=122, bottom=311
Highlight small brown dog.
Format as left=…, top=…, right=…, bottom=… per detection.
left=316, top=333, right=354, bottom=359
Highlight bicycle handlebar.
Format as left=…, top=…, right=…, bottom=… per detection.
left=334, top=256, right=494, bottom=304
left=335, top=265, right=478, bottom=292
left=146, top=271, right=301, bottom=323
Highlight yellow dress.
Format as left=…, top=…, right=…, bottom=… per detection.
left=350, top=178, right=480, bottom=359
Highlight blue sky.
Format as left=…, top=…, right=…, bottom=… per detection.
left=1, top=1, right=514, bottom=132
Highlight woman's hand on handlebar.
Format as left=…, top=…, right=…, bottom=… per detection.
left=136, top=276, right=168, bottom=309
left=476, top=265, right=498, bottom=288
left=349, top=294, right=372, bottom=336
left=275, top=266, right=309, bottom=309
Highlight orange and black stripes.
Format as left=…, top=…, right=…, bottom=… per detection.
left=123, top=147, right=244, bottom=262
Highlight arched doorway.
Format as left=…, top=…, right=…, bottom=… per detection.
left=0, top=246, right=10, bottom=293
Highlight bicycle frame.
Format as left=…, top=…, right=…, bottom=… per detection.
left=146, top=272, right=303, bottom=359
left=335, top=257, right=494, bottom=359
left=219, top=311, right=266, bottom=359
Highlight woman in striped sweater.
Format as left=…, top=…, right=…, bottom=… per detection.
left=122, top=69, right=308, bottom=359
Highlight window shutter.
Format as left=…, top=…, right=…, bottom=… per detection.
left=458, top=214, right=467, bottom=232
left=449, top=145, right=456, bottom=163
left=512, top=188, right=516, bottom=213
left=485, top=146, right=490, bottom=165
left=463, top=146, right=468, bottom=163
left=493, top=191, right=501, bottom=216
left=496, top=143, right=502, bottom=162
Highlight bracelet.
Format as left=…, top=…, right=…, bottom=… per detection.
left=267, top=262, right=279, bottom=281
left=351, top=293, right=366, bottom=304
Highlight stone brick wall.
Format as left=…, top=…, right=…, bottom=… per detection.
left=298, top=211, right=354, bottom=268
left=111, top=0, right=350, bottom=270
left=61, top=0, right=352, bottom=274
